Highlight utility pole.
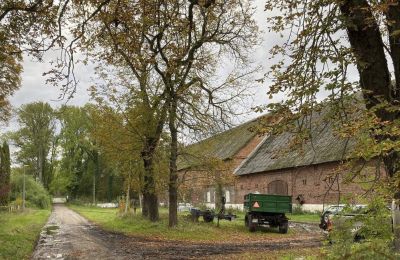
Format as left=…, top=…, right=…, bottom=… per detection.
left=22, top=165, right=27, bottom=211
left=93, top=171, right=96, bottom=205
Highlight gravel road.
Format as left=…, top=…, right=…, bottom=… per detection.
left=32, top=204, right=322, bottom=259
left=32, top=204, right=125, bottom=259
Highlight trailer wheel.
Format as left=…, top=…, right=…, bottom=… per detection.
left=203, top=211, right=214, bottom=223
left=279, top=221, right=288, bottom=234
left=245, top=214, right=249, bottom=227
left=248, top=214, right=256, bottom=232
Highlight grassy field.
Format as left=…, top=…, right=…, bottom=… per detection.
left=70, top=205, right=313, bottom=242
left=0, top=209, right=50, bottom=260
left=287, top=213, right=320, bottom=223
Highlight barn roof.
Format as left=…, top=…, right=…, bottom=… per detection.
left=178, top=119, right=259, bottom=171
left=234, top=111, right=356, bottom=175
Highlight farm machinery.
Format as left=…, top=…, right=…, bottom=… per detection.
left=189, top=193, right=292, bottom=233
left=244, top=193, right=292, bottom=233
left=190, top=196, right=236, bottom=224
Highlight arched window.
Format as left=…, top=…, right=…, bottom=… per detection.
left=267, top=180, right=288, bottom=195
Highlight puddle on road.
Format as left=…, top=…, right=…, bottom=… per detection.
left=45, top=225, right=59, bottom=235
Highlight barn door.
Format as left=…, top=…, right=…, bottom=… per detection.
left=267, top=180, right=288, bottom=195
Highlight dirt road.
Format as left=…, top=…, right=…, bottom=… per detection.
left=32, top=204, right=322, bottom=259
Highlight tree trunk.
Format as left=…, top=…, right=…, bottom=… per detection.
left=139, top=193, right=142, bottom=210
left=0, top=143, right=10, bottom=206
left=141, top=144, right=159, bottom=221
left=340, top=0, right=400, bottom=249
left=340, top=0, right=393, bottom=115
left=92, top=151, right=99, bottom=206
left=168, top=97, right=178, bottom=227
left=38, top=147, right=44, bottom=184
left=387, top=0, right=400, bottom=92
left=107, top=175, right=113, bottom=202
left=93, top=168, right=96, bottom=205
left=125, top=178, right=130, bottom=214
left=215, top=182, right=223, bottom=211
left=142, top=192, right=148, bottom=217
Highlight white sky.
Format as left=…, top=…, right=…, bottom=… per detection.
left=6, top=1, right=359, bottom=133
left=8, top=1, right=273, bottom=120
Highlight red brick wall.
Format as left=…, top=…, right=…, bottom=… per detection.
left=179, top=132, right=385, bottom=208
left=233, top=161, right=376, bottom=205
left=178, top=135, right=265, bottom=206
left=233, top=135, right=265, bottom=162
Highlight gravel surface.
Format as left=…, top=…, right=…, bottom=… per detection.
left=32, top=204, right=322, bottom=259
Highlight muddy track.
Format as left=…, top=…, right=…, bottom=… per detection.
left=32, top=204, right=322, bottom=259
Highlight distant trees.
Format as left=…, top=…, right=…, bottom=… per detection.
left=0, top=141, right=11, bottom=205
left=11, top=102, right=57, bottom=188
left=55, top=105, right=93, bottom=199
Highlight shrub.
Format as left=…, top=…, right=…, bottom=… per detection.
left=10, top=173, right=51, bottom=209
left=324, top=197, right=396, bottom=259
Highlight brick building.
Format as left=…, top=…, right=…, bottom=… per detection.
left=177, top=119, right=264, bottom=208
left=178, top=113, right=371, bottom=212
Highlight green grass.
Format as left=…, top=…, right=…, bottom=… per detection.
left=0, top=209, right=51, bottom=260
left=287, top=213, right=320, bottom=223
left=70, top=205, right=300, bottom=242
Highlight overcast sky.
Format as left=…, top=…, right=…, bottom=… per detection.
left=9, top=2, right=277, bottom=120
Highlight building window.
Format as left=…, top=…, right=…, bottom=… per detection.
left=255, top=183, right=258, bottom=188
left=240, top=185, right=243, bottom=190
left=225, top=190, right=230, bottom=203
left=206, top=191, right=211, bottom=203
left=302, top=179, right=307, bottom=185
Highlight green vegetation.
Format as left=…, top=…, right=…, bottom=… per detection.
left=287, top=213, right=320, bottom=224
left=11, top=102, right=56, bottom=188
left=10, top=172, right=51, bottom=209
left=0, top=209, right=50, bottom=260
left=0, top=141, right=11, bottom=206
left=70, top=205, right=298, bottom=242
left=325, top=197, right=397, bottom=259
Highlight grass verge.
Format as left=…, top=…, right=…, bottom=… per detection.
left=0, top=209, right=50, bottom=260
left=287, top=213, right=320, bottom=224
left=69, top=205, right=301, bottom=242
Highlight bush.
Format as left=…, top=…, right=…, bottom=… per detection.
left=10, top=173, right=51, bottom=209
left=324, top=197, right=396, bottom=259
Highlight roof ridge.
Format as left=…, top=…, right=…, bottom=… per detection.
left=186, top=116, right=260, bottom=147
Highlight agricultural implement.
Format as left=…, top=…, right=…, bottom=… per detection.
left=244, top=193, right=292, bottom=233
left=190, top=196, right=236, bottom=224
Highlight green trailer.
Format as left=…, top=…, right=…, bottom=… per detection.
left=244, top=193, right=292, bottom=233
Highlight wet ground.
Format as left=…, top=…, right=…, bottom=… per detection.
left=32, top=204, right=322, bottom=259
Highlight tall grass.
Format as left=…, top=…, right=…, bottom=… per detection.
left=0, top=209, right=50, bottom=260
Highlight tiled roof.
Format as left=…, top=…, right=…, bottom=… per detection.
left=178, top=119, right=259, bottom=171
left=234, top=111, right=355, bottom=175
